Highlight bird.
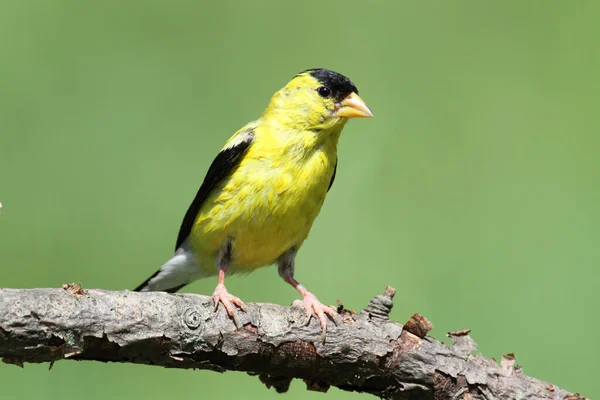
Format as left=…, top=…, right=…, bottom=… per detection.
left=134, top=68, right=373, bottom=337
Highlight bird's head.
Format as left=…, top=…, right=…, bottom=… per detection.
left=263, top=68, right=373, bottom=132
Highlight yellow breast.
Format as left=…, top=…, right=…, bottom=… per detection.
left=189, top=123, right=340, bottom=273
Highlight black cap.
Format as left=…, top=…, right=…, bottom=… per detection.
left=301, top=68, right=358, bottom=102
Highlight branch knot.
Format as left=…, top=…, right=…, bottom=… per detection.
left=361, top=286, right=396, bottom=322
left=183, top=308, right=201, bottom=330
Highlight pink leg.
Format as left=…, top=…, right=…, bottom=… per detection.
left=283, top=275, right=337, bottom=340
left=212, top=268, right=245, bottom=328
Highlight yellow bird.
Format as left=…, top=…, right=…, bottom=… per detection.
left=135, top=69, right=373, bottom=335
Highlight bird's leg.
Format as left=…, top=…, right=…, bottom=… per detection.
left=277, top=249, right=337, bottom=340
left=212, top=240, right=245, bottom=328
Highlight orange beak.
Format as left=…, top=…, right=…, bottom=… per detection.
left=335, top=92, right=374, bottom=118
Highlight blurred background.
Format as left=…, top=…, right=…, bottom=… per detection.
left=1, top=0, right=598, bottom=398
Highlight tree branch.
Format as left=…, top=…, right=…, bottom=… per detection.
left=0, top=285, right=586, bottom=399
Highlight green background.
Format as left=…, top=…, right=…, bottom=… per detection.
left=1, top=1, right=598, bottom=398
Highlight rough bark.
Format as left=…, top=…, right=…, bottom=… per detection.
left=0, top=285, right=586, bottom=399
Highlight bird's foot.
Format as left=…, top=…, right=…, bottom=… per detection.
left=293, top=292, right=337, bottom=342
left=212, top=284, right=246, bottom=328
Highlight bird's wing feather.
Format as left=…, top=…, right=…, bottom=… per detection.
left=327, top=158, right=337, bottom=192
left=175, top=128, right=255, bottom=250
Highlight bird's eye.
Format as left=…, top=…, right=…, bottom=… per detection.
left=317, top=86, right=332, bottom=98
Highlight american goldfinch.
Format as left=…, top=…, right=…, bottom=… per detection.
left=135, top=69, right=373, bottom=336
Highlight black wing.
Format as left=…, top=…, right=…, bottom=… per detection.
left=327, top=158, right=337, bottom=192
left=175, top=130, right=254, bottom=250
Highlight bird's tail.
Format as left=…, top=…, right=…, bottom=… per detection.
left=133, top=247, right=205, bottom=293
left=133, top=270, right=187, bottom=293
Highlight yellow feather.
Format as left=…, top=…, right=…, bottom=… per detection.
left=189, top=73, right=347, bottom=273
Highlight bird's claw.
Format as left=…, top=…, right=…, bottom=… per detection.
left=293, top=292, right=337, bottom=343
left=212, top=284, right=246, bottom=328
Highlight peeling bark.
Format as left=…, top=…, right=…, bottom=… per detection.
left=0, top=286, right=586, bottom=399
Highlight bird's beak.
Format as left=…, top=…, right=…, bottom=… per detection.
left=336, top=92, right=374, bottom=118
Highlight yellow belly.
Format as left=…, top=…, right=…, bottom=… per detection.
left=189, top=146, right=335, bottom=274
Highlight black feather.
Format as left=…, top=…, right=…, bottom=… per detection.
left=175, top=129, right=255, bottom=250
left=132, top=130, right=254, bottom=293
left=328, top=158, right=337, bottom=192
left=133, top=269, right=161, bottom=292
left=132, top=272, right=185, bottom=293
